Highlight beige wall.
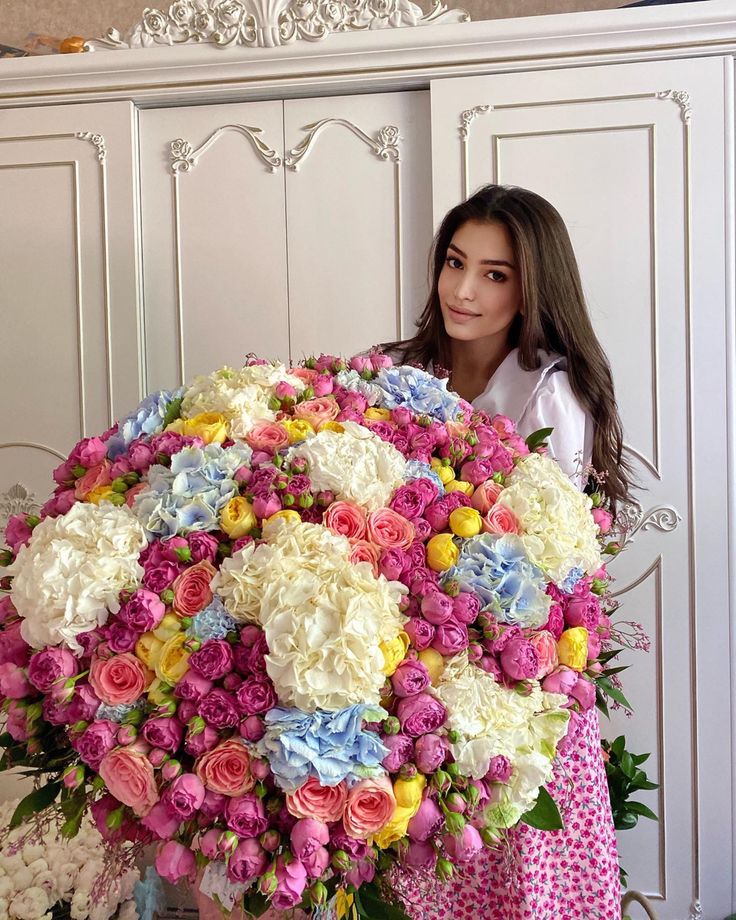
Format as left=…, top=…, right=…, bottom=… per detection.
left=1, top=0, right=627, bottom=50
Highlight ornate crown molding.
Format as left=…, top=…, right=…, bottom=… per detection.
left=85, top=0, right=470, bottom=51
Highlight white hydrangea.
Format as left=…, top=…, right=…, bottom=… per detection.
left=285, top=421, right=406, bottom=512
left=6, top=502, right=147, bottom=653
left=181, top=363, right=306, bottom=439
left=497, top=452, right=602, bottom=583
left=334, top=369, right=384, bottom=405
left=431, top=652, right=569, bottom=826
left=0, top=801, right=139, bottom=920
left=215, top=517, right=407, bottom=711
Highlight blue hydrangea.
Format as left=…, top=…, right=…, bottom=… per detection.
left=131, top=442, right=252, bottom=538
left=186, top=598, right=236, bottom=641
left=446, top=533, right=551, bottom=628
left=96, top=701, right=143, bottom=723
left=106, top=388, right=185, bottom=459
left=372, top=365, right=464, bottom=423
left=255, top=704, right=389, bottom=793
left=561, top=566, right=585, bottom=594
left=403, top=460, right=445, bottom=495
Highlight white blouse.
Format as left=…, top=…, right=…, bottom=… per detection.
left=471, top=348, right=594, bottom=489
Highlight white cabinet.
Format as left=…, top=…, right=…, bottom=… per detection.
left=139, top=90, right=432, bottom=389
left=431, top=57, right=731, bottom=919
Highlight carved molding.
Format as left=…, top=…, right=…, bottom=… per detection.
left=459, top=104, right=490, bottom=139
left=85, top=0, right=470, bottom=51
left=656, top=89, right=692, bottom=123
left=171, top=125, right=283, bottom=173
left=285, top=119, right=400, bottom=170
left=614, top=499, right=681, bottom=550
left=75, top=131, right=107, bottom=162
left=688, top=899, right=703, bottom=920
left=0, top=484, right=41, bottom=533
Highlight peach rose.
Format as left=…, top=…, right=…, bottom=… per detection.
left=286, top=776, right=348, bottom=823
left=289, top=368, right=317, bottom=386
left=75, top=460, right=113, bottom=500
left=195, top=738, right=256, bottom=797
left=99, top=748, right=159, bottom=816
left=323, top=501, right=367, bottom=540
left=246, top=421, right=290, bottom=453
left=343, top=776, right=396, bottom=839
left=366, top=508, right=415, bottom=550
left=293, top=397, right=340, bottom=430
left=89, top=653, right=150, bottom=706
left=172, top=560, right=217, bottom=616
left=125, top=483, right=148, bottom=508
left=470, top=480, right=503, bottom=515
left=529, top=630, right=559, bottom=679
left=349, top=539, right=380, bottom=577
left=482, top=504, right=521, bottom=535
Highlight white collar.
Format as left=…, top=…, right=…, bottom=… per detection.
left=471, top=348, right=566, bottom=421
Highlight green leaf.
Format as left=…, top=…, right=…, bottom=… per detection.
left=241, top=891, right=270, bottom=918
left=626, top=801, right=658, bottom=821
left=597, top=676, right=632, bottom=711
left=354, top=882, right=411, bottom=920
left=525, top=427, right=554, bottom=451
left=611, top=736, right=626, bottom=760
left=619, top=751, right=635, bottom=779
left=10, top=780, right=61, bottom=829
left=520, top=787, right=563, bottom=830
left=614, top=812, right=638, bottom=831
left=162, top=396, right=183, bottom=428
left=595, top=687, right=609, bottom=719
left=631, top=752, right=651, bottom=765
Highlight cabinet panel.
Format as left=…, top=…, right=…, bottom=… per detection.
left=284, top=91, right=432, bottom=361
left=431, top=57, right=731, bottom=919
left=139, top=102, right=289, bottom=391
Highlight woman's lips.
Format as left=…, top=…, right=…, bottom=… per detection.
left=447, top=305, right=479, bottom=322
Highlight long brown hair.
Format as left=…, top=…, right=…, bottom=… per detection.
left=384, top=184, right=632, bottom=507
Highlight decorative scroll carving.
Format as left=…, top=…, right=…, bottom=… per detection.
left=86, top=0, right=470, bottom=51
left=459, top=105, right=490, bottom=139
left=656, top=89, right=692, bottom=123
left=171, top=125, right=283, bottom=173
left=688, top=899, right=703, bottom=920
left=0, top=484, right=40, bottom=534
left=75, top=132, right=107, bottom=162
left=614, top=499, right=681, bottom=550
left=285, top=119, right=400, bottom=170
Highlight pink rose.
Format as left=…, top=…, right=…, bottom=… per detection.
left=0, top=621, right=31, bottom=667
left=289, top=367, right=317, bottom=386
left=565, top=595, right=601, bottom=631
left=323, top=501, right=367, bottom=540
left=378, top=546, right=407, bottom=581
left=141, top=801, right=180, bottom=839
left=391, top=660, right=430, bottom=698
left=486, top=754, right=512, bottom=783
left=407, top=795, right=443, bottom=842
left=403, top=840, right=437, bottom=870
left=172, top=560, right=216, bottom=616
left=286, top=776, right=347, bottom=823
left=28, top=647, right=78, bottom=692
left=246, top=421, right=290, bottom=453
left=431, top=620, right=469, bottom=656
left=370, top=352, right=393, bottom=371
left=414, top=733, right=448, bottom=773
left=6, top=700, right=29, bottom=742
left=366, top=508, right=415, bottom=550
left=142, top=717, right=184, bottom=753
left=542, top=666, right=580, bottom=696
left=74, top=460, right=113, bottom=499
left=119, top=589, right=166, bottom=633
left=125, top=483, right=148, bottom=508
left=99, top=748, right=159, bottom=816
left=470, top=480, right=503, bottom=515
left=482, top=504, right=521, bottom=536
left=403, top=617, right=435, bottom=651
left=236, top=676, right=277, bottom=715
left=398, top=693, right=447, bottom=738
left=290, top=818, right=330, bottom=876
left=389, top=484, right=428, bottom=520
left=189, top=640, right=234, bottom=681
left=460, top=458, right=496, bottom=487
left=528, top=631, right=559, bottom=679
left=174, top=671, right=213, bottom=703
left=421, top=591, right=454, bottom=625
left=89, top=653, right=150, bottom=706
left=74, top=719, right=118, bottom=770
left=381, top=733, right=414, bottom=772
left=348, top=540, right=380, bottom=576
left=225, top=794, right=268, bottom=837
left=452, top=592, right=481, bottom=625
left=163, top=772, right=205, bottom=818
left=442, top=824, right=483, bottom=862
left=271, top=856, right=308, bottom=910
left=570, top=676, right=596, bottom=710
left=293, top=396, right=340, bottom=429
left=4, top=514, right=33, bottom=554
left=592, top=507, right=613, bottom=534
left=74, top=436, right=108, bottom=467
left=343, top=776, right=396, bottom=839
left=188, top=532, right=219, bottom=564
left=543, top=603, right=565, bottom=640
left=499, top=638, right=539, bottom=681
left=155, top=840, right=196, bottom=884
left=228, top=838, right=269, bottom=884
left=195, top=738, right=256, bottom=796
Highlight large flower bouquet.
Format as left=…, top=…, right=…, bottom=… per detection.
left=0, top=354, right=620, bottom=918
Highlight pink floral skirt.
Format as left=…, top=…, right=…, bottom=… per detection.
left=392, top=708, right=622, bottom=920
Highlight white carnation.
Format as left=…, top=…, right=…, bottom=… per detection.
left=9, top=886, right=49, bottom=919
left=7, top=502, right=147, bottom=653
left=498, top=453, right=602, bottom=582
left=286, top=421, right=406, bottom=512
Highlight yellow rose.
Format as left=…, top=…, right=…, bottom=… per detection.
left=156, top=632, right=191, bottom=684
left=282, top=419, right=315, bottom=444
left=147, top=678, right=173, bottom=705
left=449, top=506, right=482, bottom=537
left=418, top=648, right=445, bottom=685
left=263, top=510, right=302, bottom=534
left=557, top=627, right=589, bottom=671
left=445, top=480, right=474, bottom=497
left=364, top=408, right=392, bottom=421
left=430, top=459, right=456, bottom=485
left=153, top=612, right=183, bottom=643
left=183, top=411, right=228, bottom=444
left=220, top=496, right=256, bottom=539
left=321, top=421, right=345, bottom=434
left=380, top=631, right=410, bottom=676
left=426, top=533, right=459, bottom=572
left=165, top=418, right=186, bottom=435
left=135, top=632, right=164, bottom=670
left=372, top=774, right=426, bottom=848
left=86, top=486, right=117, bottom=505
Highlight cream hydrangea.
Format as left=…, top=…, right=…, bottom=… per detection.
left=431, top=652, right=569, bottom=826
left=214, top=517, right=407, bottom=711
left=285, top=421, right=406, bottom=512
left=7, top=503, right=147, bottom=653
left=497, top=452, right=602, bottom=582
left=181, top=363, right=306, bottom=439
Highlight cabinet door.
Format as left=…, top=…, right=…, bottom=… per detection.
left=431, top=58, right=731, bottom=920
left=139, top=102, right=288, bottom=392
left=0, top=99, right=139, bottom=801
left=284, top=91, right=432, bottom=361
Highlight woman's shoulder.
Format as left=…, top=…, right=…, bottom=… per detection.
left=472, top=348, right=567, bottom=420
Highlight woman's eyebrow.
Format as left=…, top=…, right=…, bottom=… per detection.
left=447, top=242, right=516, bottom=270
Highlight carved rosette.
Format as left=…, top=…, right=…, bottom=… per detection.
left=655, top=89, right=692, bottom=123
left=613, top=498, right=681, bottom=550
left=85, top=0, right=470, bottom=50
left=0, top=484, right=40, bottom=534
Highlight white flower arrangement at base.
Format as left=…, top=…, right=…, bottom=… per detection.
left=0, top=800, right=139, bottom=920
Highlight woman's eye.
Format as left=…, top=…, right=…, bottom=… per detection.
left=487, top=270, right=506, bottom=282
left=446, top=257, right=463, bottom=269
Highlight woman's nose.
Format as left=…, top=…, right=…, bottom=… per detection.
left=455, top=274, right=476, bottom=301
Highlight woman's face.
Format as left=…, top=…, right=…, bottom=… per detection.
left=438, top=219, right=523, bottom=347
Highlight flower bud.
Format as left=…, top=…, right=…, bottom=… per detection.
left=72, top=464, right=87, bottom=479
left=148, top=748, right=169, bottom=768
left=250, top=759, right=270, bottom=781
left=432, top=770, right=452, bottom=794
left=258, top=866, right=278, bottom=897
left=62, top=765, right=85, bottom=790
left=109, top=493, right=126, bottom=506
left=331, top=850, right=352, bottom=872
left=188, top=715, right=206, bottom=736
left=443, top=810, right=466, bottom=835
left=480, top=826, right=503, bottom=847
left=106, top=806, right=125, bottom=830
left=117, top=725, right=137, bottom=745
left=603, top=542, right=621, bottom=556
left=160, top=589, right=175, bottom=605
left=382, top=716, right=401, bottom=736
left=400, top=763, right=418, bottom=780
left=111, top=478, right=129, bottom=494
left=123, top=472, right=140, bottom=486
left=591, top=578, right=607, bottom=596
left=175, top=546, right=193, bottom=563
left=162, top=759, right=183, bottom=782
left=436, top=857, right=454, bottom=881
left=0, top=550, right=14, bottom=566
left=445, top=792, right=466, bottom=814
left=308, top=881, right=328, bottom=907
left=259, top=830, right=280, bottom=852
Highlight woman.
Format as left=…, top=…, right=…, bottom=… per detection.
left=383, top=183, right=630, bottom=919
